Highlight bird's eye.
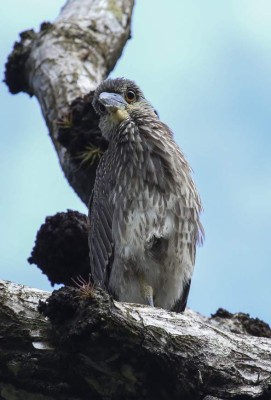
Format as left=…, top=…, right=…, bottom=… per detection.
left=98, top=103, right=106, bottom=113
left=125, top=90, right=136, bottom=103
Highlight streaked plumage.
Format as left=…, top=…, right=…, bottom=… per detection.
left=89, top=78, right=203, bottom=312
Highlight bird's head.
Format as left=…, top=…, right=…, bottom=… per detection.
left=92, top=78, right=157, bottom=140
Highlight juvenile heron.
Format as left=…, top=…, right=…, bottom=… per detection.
left=89, top=78, right=203, bottom=312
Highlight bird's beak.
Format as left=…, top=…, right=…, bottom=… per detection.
left=99, top=92, right=127, bottom=111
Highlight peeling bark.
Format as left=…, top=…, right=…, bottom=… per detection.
left=0, top=280, right=270, bottom=400
left=5, top=0, right=134, bottom=204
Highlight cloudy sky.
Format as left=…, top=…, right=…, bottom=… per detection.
left=1, top=1, right=270, bottom=323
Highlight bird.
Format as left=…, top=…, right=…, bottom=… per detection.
left=88, top=77, right=204, bottom=312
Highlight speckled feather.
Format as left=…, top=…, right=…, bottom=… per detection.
left=89, top=78, right=204, bottom=312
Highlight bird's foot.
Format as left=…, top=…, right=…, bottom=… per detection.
left=140, top=278, right=154, bottom=307
left=146, top=291, right=154, bottom=307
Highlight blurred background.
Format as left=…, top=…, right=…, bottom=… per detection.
left=0, top=1, right=270, bottom=322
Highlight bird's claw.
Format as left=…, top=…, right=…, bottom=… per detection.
left=140, top=278, right=154, bottom=307
left=146, top=293, right=154, bottom=307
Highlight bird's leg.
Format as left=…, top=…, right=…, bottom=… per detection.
left=139, top=275, right=154, bottom=307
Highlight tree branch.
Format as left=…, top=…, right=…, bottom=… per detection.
left=0, top=280, right=270, bottom=400
left=5, top=0, right=134, bottom=204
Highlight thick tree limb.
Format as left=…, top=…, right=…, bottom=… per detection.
left=5, top=0, right=134, bottom=204
left=0, top=280, right=270, bottom=400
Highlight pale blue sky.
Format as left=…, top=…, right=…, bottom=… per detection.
left=1, top=1, right=270, bottom=323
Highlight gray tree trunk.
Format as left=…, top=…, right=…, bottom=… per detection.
left=0, top=280, right=270, bottom=400
left=5, top=0, right=134, bottom=204
left=3, top=0, right=271, bottom=399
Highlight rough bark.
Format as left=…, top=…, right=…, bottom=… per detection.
left=0, top=279, right=270, bottom=400
left=5, top=0, right=134, bottom=205
left=28, top=210, right=90, bottom=286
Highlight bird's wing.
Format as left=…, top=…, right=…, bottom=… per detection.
left=110, top=188, right=195, bottom=311
left=88, top=192, right=114, bottom=289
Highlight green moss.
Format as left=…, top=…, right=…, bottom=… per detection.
left=76, top=144, right=104, bottom=168
left=108, top=0, right=123, bottom=22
